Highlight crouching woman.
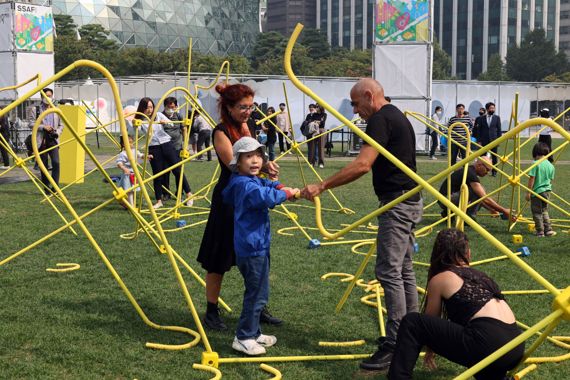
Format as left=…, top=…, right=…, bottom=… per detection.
left=388, top=229, right=524, bottom=380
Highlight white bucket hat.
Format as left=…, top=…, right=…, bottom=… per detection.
left=229, top=136, right=268, bottom=172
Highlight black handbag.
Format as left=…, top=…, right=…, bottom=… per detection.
left=42, top=131, right=58, bottom=149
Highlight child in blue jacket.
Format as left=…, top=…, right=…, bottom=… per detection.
left=222, top=136, right=299, bottom=356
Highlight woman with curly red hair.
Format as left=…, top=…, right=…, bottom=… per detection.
left=197, top=83, right=280, bottom=331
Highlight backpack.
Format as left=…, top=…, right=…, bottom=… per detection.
left=24, top=134, right=33, bottom=156
left=301, top=120, right=319, bottom=137
left=300, top=120, right=310, bottom=137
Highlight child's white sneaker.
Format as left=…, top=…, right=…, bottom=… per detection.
left=232, top=337, right=266, bottom=356
left=256, top=334, right=277, bottom=347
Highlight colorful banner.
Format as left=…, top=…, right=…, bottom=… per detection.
left=374, top=0, right=430, bottom=44
left=14, top=3, right=54, bottom=52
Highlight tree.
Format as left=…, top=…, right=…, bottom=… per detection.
left=478, top=54, right=510, bottom=81
left=543, top=71, right=570, bottom=82
left=54, top=15, right=94, bottom=79
left=299, top=28, right=331, bottom=60
left=506, top=29, right=568, bottom=82
left=432, top=41, right=453, bottom=80
left=311, top=48, right=371, bottom=77
left=255, top=44, right=312, bottom=75
left=54, top=37, right=92, bottom=79
left=53, top=14, right=77, bottom=38
left=250, top=32, right=287, bottom=69
left=78, top=24, right=118, bottom=51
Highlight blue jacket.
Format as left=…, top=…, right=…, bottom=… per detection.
left=222, top=174, right=287, bottom=257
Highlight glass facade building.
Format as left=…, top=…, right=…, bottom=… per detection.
left=317, top=0, right=375, bottom=50
left=434, top=0, right=561, bottom=80
left=51, top=0, right=260, bottom=54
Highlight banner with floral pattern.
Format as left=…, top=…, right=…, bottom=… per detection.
left=14, top=3, right=54, bottom=52
left=374, top=0, right=430, bottom=43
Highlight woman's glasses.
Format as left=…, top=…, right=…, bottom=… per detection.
left=237, top=105, right=256, bottom=112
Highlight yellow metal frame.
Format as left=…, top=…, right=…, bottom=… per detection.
left=284, top=23, right=570, bottom=379
left=0, top=60, right=219, bottom=356
left=1, top=28, right=568, bottom=378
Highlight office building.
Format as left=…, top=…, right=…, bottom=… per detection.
left=316, top=0, right=375, bottom=50
left=560, top=0, right=570, bottom=57
left=435, top=0, right=561, bottom=80
left=265, top=0, right=316, bottom=36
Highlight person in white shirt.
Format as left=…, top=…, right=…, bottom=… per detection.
left=194, top=113, right=213, bottom=161
left=428, top=106, right=444, bottom=160
left=275, top=103, right=291, bottom=153
left=538, top=108, right=554, bottom=162
left=116, top=135, right=152, bottom=206
left=134, top=97, right=193, bottom=209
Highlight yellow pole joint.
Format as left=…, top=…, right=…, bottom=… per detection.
left=184, top=118, right=193, bottom=127
left=180, top=149, right=190, bottom=159
left=291, top=142, right=300, bottom=150
left=14, top=157, right=26, bottom=168
left=132, top=119, right=143, bottom=127
left=159, top=244, right=169, bottom=254
left=201, top=351, right=220, bottom=368
left=508, top=176, right=520, bottom=186
left=552, top=286, right=570, bottom=320
left=113, top=188, right=128, bottom=202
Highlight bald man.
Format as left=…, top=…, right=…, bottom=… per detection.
left=439, top=156, right=513, bottom=219
left=302, top=78, right=422, bottom=371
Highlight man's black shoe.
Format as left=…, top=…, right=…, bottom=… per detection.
left=260, top=306, right=283, bottom=326
left=360, top=347, right=393, bottom=371
left=161, top=193, right=171, bottom=201
left=203, top=311, right=228, bottom=331
left=491, top=171, right=497, bottom=177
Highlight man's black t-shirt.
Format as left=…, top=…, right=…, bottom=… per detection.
left=439, top=165, right=480, bottom=194
left=364, top=104, right=417, bottom=197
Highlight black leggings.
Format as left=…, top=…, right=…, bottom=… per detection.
left=429, top=132, right=438, bottom=156
left=388, top=313, right=524, bottom=380
left=148, top=141, right=190, bottom=201
left=0, top=131, right=9, bottom=166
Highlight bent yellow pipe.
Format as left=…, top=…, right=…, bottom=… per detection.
left=285, top=24, right=565, bottom=297
left=260, top=363, right=282, bottom=379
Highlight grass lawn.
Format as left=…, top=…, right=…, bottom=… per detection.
left=0, top=138, right=569, bottom=379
